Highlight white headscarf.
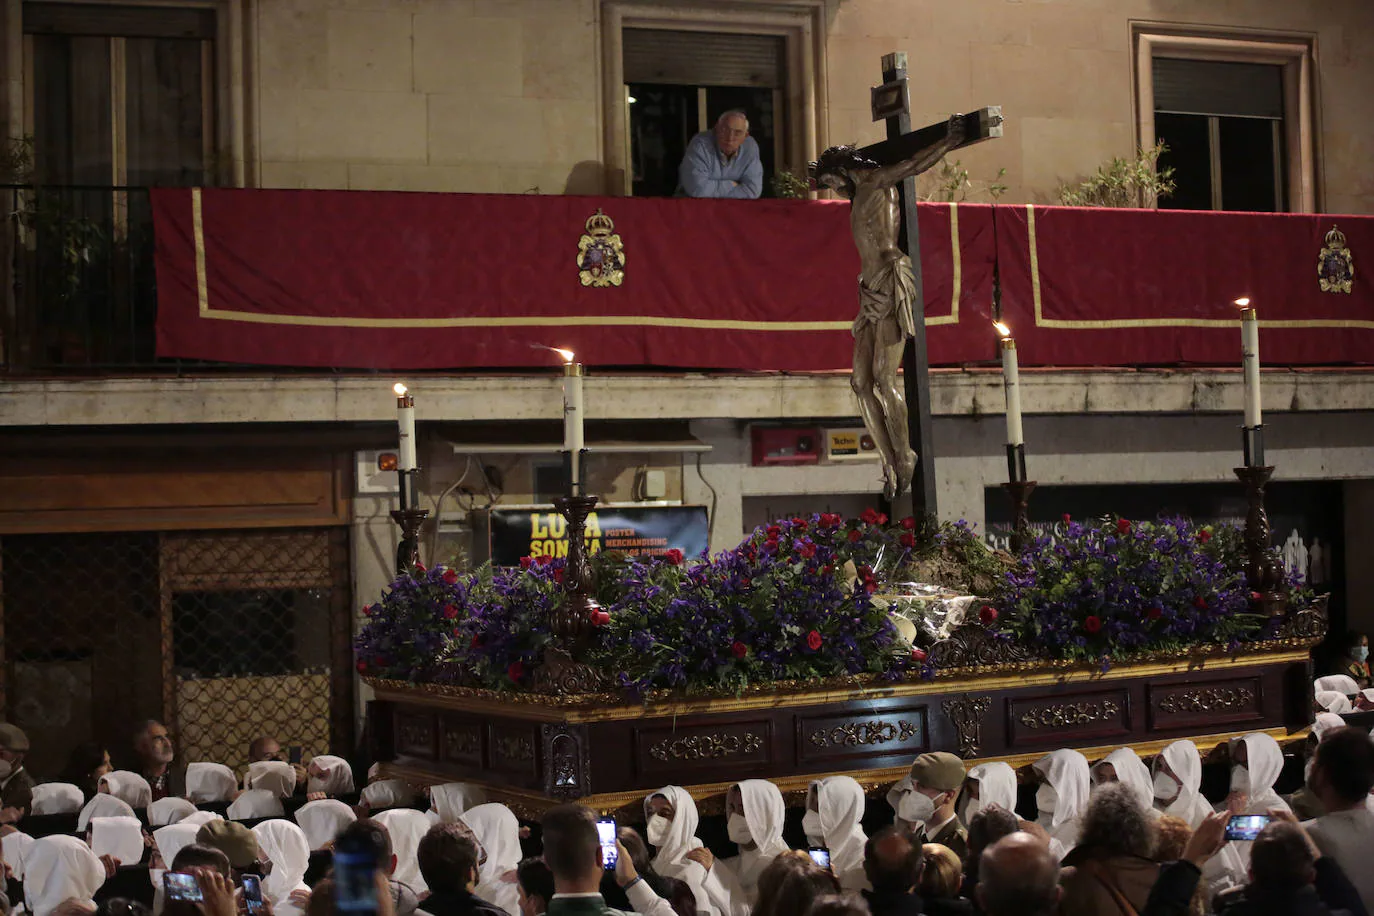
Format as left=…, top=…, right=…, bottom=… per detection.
left=3, top=830, right=35, bottom=881
left=429, top=783, right=486, bottom=823
left=1231, top=733, right=1291, bottom=815
left=1313, top=712, right=1347, bottom=741
left=461, top=804, right=522, bottom=916
left=963, top=762, right=1017, bottom=821
left=1316, top=690, right=1353, bottom=714
left=1315, top=675, right=1360, bottom=695
left=90, top=815, right=146, bottom=865
left=152, top=823, right=201, bottom=870
left=24, top=835, right=106, bottom=916
left=228, top=789, right=286, bottom=820
left=186, top=763, right=238, bottom=803
left=1032, top=749, right=1090, bottom=847
left=885, top=776, right=913, bottom=826
left=78, top=794, right=137, bottom=833
left=148, top=797, right=199, bottom=827
left=813, top=776, right=869, bottom=891
left=179, top=810, right=224, bottom=829
left=1094, top=748, right=1155, bottom=814
left=246, top=762, right=297, bottom=798
left=307, top=755, right=354, bottom=795
left=361, top=779, right=414, bottom=810
left=1154, top=740, right=1213, bottom=828
left=723, top=780, right=788, bottom=901
left=643, top=785, right=730, bottom=916
left=295, top=798, right=357, bottom=850
left=99, top=770, right=153, bottom=809
left=30, top=783, right=85, bottom=815
left=375, top=808, right=431, bottom=894
left=252, top=820, right=312, bottom=908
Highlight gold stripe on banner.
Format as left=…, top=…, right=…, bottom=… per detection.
left=188, top=188, right=963, bottom=332
left=1026, top=203, right=1374, bottom=330
left=925, top=202, right=959, bottom=326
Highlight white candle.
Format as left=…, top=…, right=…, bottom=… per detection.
left=556, top=349, right=584, bottom=492
left=1238, top=301, right=1262, bottom=428
left=394, top=382, right=417, bottom=472
left=994, top=323, right=1024, bottom=446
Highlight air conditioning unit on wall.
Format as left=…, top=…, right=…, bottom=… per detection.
left=750, top=426, right=821, bottom=466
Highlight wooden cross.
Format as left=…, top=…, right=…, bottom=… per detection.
left=858, top=53, right=1002, bottom=517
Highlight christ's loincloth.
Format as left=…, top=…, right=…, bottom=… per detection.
left=853, top=254, right=918, bottom=339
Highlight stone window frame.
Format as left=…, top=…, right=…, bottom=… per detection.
left=2, top=0, right=251, bottom=187
left=1132, top=24, right=1318, bottom=213
left=599, top=0, right=828, bottom=197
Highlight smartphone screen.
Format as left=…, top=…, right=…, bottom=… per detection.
left=289, top=746, right=303, bottom=765
left=333, top=834, right=380, bottom=916
left=1225, top=814, right=1270, bottom=842
left=241, top=875, right=264, bottom=916
left=808, top=847, right=831, bottom=868
left=164, top=872, right=204, bottom=903
left=596, top=818, right=618, bottom=869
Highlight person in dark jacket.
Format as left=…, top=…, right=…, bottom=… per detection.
left=1059, top=784, right=1160, bottom=916
left=861, top=826, right=924, bottom=916
left=1213, top=813, right=1366, bottom=916
left=415, top=824, right=506, bottom=916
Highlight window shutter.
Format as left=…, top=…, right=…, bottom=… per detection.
left=1152, top=57, right=1283, bottom=119
left=23, top=2, right=216, bottom=39
left=623, top=29, right=784, bottom=88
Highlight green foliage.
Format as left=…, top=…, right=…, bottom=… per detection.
left=771, top=169, right=812, bottom=200
left=1058, top=141, right=1176, bottom=208
left=919, top=158, right=1008, bottom=203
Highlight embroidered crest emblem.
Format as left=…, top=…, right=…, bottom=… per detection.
left=1318, top=224, right=1355, bottom=294
left=577, top=209, right=625, bottom=288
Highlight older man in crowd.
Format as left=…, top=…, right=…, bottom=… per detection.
left=133, top=720, right=185, bottom=801
left=0, top=724, right=34, bottom=823
left=677, top=110, right=762, bottom=200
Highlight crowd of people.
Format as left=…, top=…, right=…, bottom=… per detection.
left=0, top=685, right=1371, bottom=916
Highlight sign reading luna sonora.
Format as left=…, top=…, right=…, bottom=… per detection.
left=488, top=506, right=710, bottom=566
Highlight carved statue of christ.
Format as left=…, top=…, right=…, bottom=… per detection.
left=812, top=114, right=966, bottom=499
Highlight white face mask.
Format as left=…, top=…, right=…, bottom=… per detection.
left=1230, top=766, right=1249, bottom=795
left=802, top=809, right=823, bottom=845
left=898, top=790, right=936, bottom=825
left=0, top=759, right=12, bottom=780
left=646, top=813, right=671, bottom=847
left=727, top=813, right=753, bottom=845
left=1304, top=758, right=1316, bottom=785
left=1153, top=770, right=1180, bottom=804
left=1036, top=784, right=1057, bottom=817
left=961, top=797, right=983, bottom=822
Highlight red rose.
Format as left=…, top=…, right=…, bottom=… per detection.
left=1250, top=590, right=1263, bottom=601
left=876, top=513, right=889, bottom=526
left=1117, top=518, right=1132, bottom=536
left=979, top=605, right=999, bottom=625
left=1062, top=514, right=1072, bottom=524
left=507, top=661, right=524, bottom=681
left=819, top=514, right=841, bottom=528
left=665, top=548, right=684, bottom=565
left=1084, top=615, right=1102, bottom=634
left=806, top=630, right=823, bottom=651
left=469, top=634, right=482, bottom=649
left=901, top=516, right=917, bottom=530
left=910, top=647, right=927, bottom=662
left=537, top=554, right=554, bottom=567
left=1194, top=596, right=1208, bottom=609
left=864, top=581, right=878, bottom=595
left=740, top=578, right=751, bottom=588
left=848, top=529, right=862, bottom=543
left=553, top=568, right=565, bottom=584
left=520, top=556, right=533, bottom=569
left=1198, top=529, right=1212, bottom=544
left=861, top=508, right=880, bottom=525
left=356, top=660, right=367, bottom=673
left=792, top=517, right=808, bottom=530
left=415, top=563, right=426, bottom=573
left=899, top=532, right=915, bottom=548
left=1147, top=606, right=1163, bottom=620
left=820, top=565, right=832, bottom=576
left=362, top=604, right=373, bottom=617
left=442, top=604, right=459, bottom=619
left=443, top=568, right=459, bottom=585
left=732, top=641, right=748, bottom=659
left=766, top=525, right=782, bottom=539
left=799, top=542, right=817, bottom=559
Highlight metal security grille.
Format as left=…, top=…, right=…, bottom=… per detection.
left=1, top=527, right=351, bottom=778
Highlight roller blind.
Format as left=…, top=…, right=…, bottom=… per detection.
left=623, top=28, right=784, bottom=88
left=1152, top=57, right=1283, bottom=119
left=24, top=2, right=216, bottom=39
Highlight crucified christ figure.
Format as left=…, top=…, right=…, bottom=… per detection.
left=811, top=114, right=966, bottom=499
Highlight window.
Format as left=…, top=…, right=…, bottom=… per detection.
left=1134, top=28, right=1316, bottom=212
left=624, top=29, right=783, bottom=197
left=24, top=2, right=217, bottom=187
left=1152, top=58, right=1285, bottom=212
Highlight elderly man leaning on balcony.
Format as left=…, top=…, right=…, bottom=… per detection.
left=677, top=109, right=763, bottom=200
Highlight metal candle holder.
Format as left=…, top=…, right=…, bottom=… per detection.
left=1002, top=443, right=1035, bottom=554
left=551, top=493, right=601, bottom=647
left=391, top=506, right=429, bottom=575
left=1234, top=460, right=1288, bottom=617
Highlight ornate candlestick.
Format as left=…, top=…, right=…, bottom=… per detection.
left=1001, top=443, right=1036, bottom=554
left=551, top=494, right=601, bottom=647
left=391, top=506, right=429, bottom=575
left=1234, top=461, right=1287, bottom=616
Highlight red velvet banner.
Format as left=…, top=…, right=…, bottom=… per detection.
left=994, top=205, right=1374, bottom=365
left=152, top=189, right=996, bottom=371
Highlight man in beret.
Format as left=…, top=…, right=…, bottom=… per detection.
left=906, top=752, right=969, bottom=862
left=0, top=723, right=34, bottom=823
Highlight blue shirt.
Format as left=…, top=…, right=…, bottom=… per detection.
left=677, top=131, right=763, bottom=199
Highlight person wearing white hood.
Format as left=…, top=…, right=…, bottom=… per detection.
left=1224, top=732, right=1292, bottom=868
left=804, top=775, right=870, bottom=892
left=295, top=798, right=357, bottom=851
left=24, top=834, right=107, bottom=916
left=459, top=803, right=523, bottom=916
left=714, top=780, right=789, bottom=904
left=1152, top=740, right=1246, bottom=894
left=1091, top=748, right=1158, bottom=818
left=253, top=820, right=313, bottom=916
left=77, top=794, right=137, bottom=834
left=429, top=783, right=487, bottom=824
left=959, top=762, right=1017, bottom=825
left=306, top=755, right=355, bottom=797
left=375, top=808, right=432, bottom=895
left=1030, top=749, right=1089, bottom=860
left=98, top=770, right=153, bottom=809
left=644, top=785, right=733, bottom=916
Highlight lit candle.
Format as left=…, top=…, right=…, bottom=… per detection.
left=554, top=348, right=584, bottom=493
left=1237, top=298, right=1262, bottom=429
left=394, top=382, right=417, bottom=472
left=994, top=322, right=1024, bottom=446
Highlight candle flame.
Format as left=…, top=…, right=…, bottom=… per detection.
left=993, top=321, right=1012, bottom=339
left=393, top=382, right=408, bottom=396
left=552, top=347, right=575, bottom=363
left=1234, top=297, right=1251, bottom=308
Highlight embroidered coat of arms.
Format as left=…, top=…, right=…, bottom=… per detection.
left=577, top=209, right=625, bottom=287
